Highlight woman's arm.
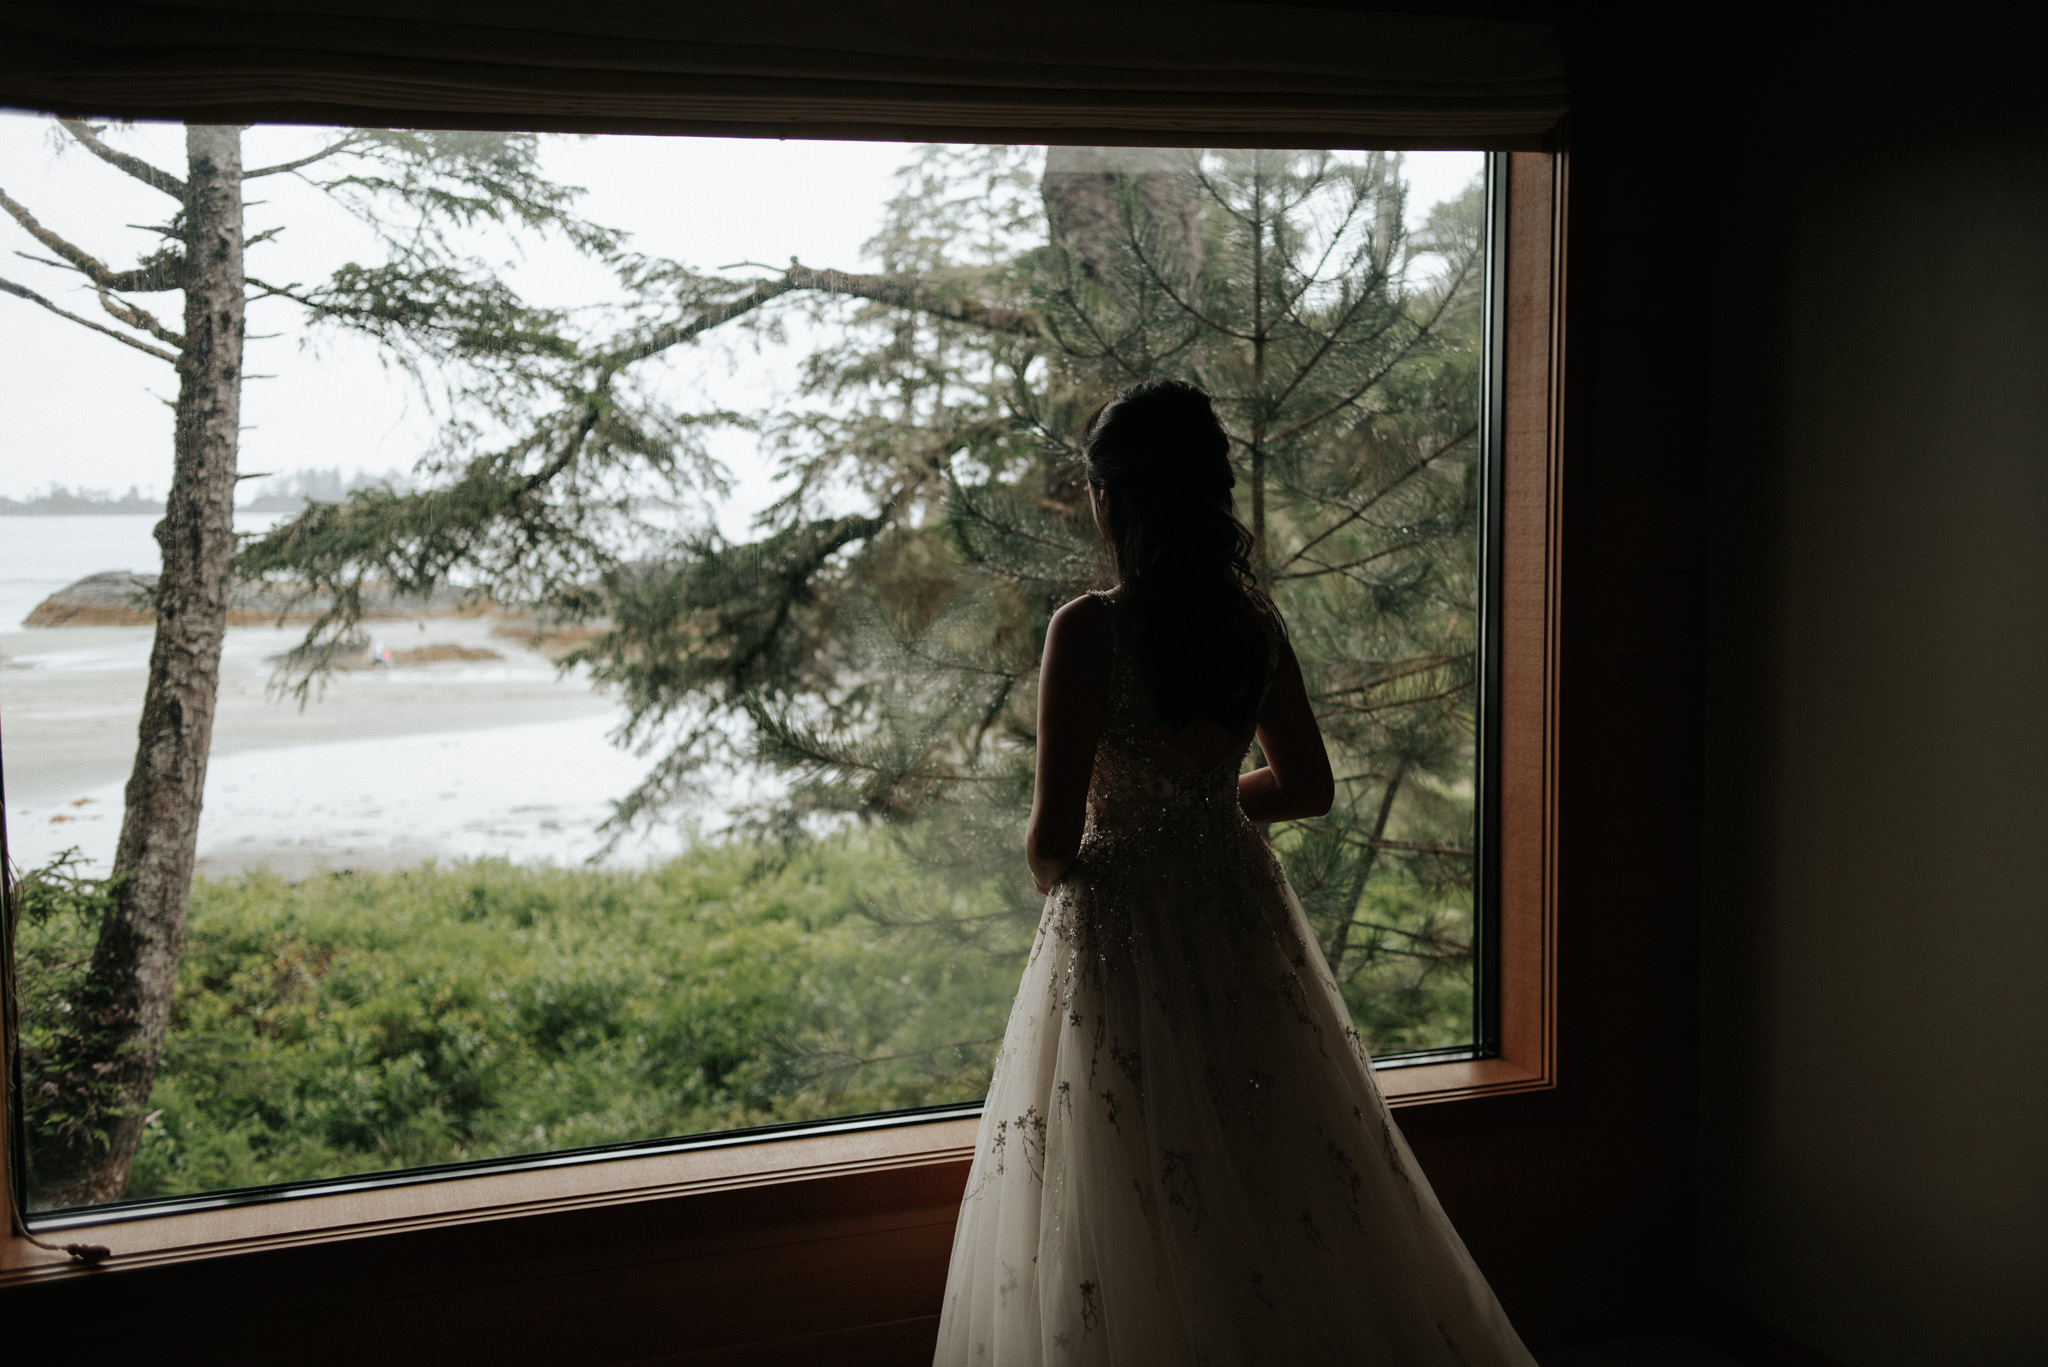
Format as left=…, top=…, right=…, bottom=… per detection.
left=1238, top=640, right=1334, bottom=823
left=1025, top=595, right=1112, bottom=894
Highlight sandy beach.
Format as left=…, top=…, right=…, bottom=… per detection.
left=0, top=515, right=724, bottom=877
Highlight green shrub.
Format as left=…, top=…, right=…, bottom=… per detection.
left=9, top=851, right=136, bottom=1183
left=14, top=828, right=1471, bottom=1205
left=105, top=837, right=1016, bottom=1198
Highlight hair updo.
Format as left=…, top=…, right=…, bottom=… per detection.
left=1081, top=378, right=1279, bottom=732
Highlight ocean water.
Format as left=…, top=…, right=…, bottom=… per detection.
left=0, top=514, right=163, bottom=630
left=0, top=512, right=293, bottom=630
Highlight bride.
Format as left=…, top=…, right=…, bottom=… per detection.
left=933, top=380, right=1536, bottom=1365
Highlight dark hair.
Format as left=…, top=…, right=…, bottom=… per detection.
left=1082, top=378, right=1280, bottom=732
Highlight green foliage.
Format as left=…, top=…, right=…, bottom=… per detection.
left=243, top=144, right=1489, bottom=1065
left=12, top=841, right=1015, bottom=1204
left=712, top=147, right=1489, bottom=1042
left=8, top=851, right=136, bottom=1180
left=10, top=133, right=1493, bottom=1211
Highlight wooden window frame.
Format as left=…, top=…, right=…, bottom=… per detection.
left=1380, top=146, right=1563, bottom=1108
left=0, top=145, right=1563, bottom=1286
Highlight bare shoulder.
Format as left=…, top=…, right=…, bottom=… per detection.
left=1049, top=591, right=1111, bottom=638
left=1043, top=593, right=1113, bottom=668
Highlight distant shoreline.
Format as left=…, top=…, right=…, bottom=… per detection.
left=0, top=499, right=319, bottom=516
left=1, top=494, right=164, bottom=516
left=4, top=470, right=399, bottom=517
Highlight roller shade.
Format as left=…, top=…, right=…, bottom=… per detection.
left=0, top=1, right=1566, bottom=147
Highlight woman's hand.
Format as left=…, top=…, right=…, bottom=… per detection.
left=1025, top=595, right=1112, bottom=895
left=1029, top=854, right=1073, bottom=897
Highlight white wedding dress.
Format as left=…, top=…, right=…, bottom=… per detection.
left=934, top=595, right=1536, bottom=1366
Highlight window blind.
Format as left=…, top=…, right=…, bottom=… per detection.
left=0, top=1, right=1565, bottom=148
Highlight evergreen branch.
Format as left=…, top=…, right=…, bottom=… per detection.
left=1119, top=217, right=1250, bottom=341
left=57, top=121, right=187, bottom=199
left=1274, top=426, right=1475, bottom=572
left=298, top=130, right=626, bottom=262
left=948, top=490, right=1091, bottom=558
left=241, top=433, right=626, bottom=708
left=0, top=186, right=183, bottom=293
left=622, top=261, right=1037, bottom=371
left=1267, top=263, right=1401, bottom=410
left=1030, top=299, right=1111, bottom=364
left=0, top=273, right=177, bottom=361
left=785, top=262, right=1039, bottom=338
left=1346, top=838, right=1474, bottom=859
left=1287, top=171, right=1380, bottom=309
left=530, top=400, right=606, bottom=493
left=723, top=514, right=886, bottom=690
left=1278, top=541, right=1414, bottom=582
left=93, top=283, right=184, bottom=349
left=1267, top=249, right=1478, bottom=447
left=750, top=708, right=999, bottom=788
left=618, top=275, right=801, bottom=362
left=1269, top=278, right=1400, bottom=378
left=250, top=265, right=577, bottom=373
left=1317, top=652, right=1474, bottom=699
left=1270, top=186, right=1390, bottom=327
left=13, top=243, right=183, bottom=295
left=1037, top=271, right=1156, bottom=380
left=1338, top=935, right=1470, bottom=968
left=1323, top=757, right=1407, bottom=973
left=1192, top=162, right=1262, bottom=230
left=595, top=718, right=727, bottom=844
left=243, top=134, right=376, bottom=180
left=895, top=638, right=1027, bottom=680
left=577, top=512, right=893, bottom=738
left=1332, top=916, right=1470, bottom=954
left=968, top=676, right=1016, bottom=761
left=1319, top=682, right=1470, bottom=717
left=243, top=274, right=309, bottom=306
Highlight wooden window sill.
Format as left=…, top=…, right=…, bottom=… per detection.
left=0, top=1114, right=979, bottom=1284
left=0, top=1051, right=1552, bottom=1287
left=1379, top=1056, right=1554, bottom=1105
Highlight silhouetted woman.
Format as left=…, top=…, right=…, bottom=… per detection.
left=934, top=379, right=1535, bottom=1366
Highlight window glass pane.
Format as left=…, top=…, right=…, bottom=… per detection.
left=1, top=120, right=1487, bottom=1213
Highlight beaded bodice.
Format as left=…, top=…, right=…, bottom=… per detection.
left=1077, top=591, right=1270, bottom=857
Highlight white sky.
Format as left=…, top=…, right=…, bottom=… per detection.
left=0, top=114, right=1481, bottom=524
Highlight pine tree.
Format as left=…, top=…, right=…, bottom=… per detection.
left=755, top=146, right=1487, bottom=1049
left=1, top=121, right=623, bottom=1203
left=244, top=144, right=1488, bottom=1088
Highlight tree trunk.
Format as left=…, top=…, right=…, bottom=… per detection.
left=1040, top=146, right=1202, bottom=289
left=39, top=125, right=244, bottom=1207
left=1040, top=147, right=1205, bottom=510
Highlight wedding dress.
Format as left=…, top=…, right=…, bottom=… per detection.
left=934, top=594, right=1536, bottom=1366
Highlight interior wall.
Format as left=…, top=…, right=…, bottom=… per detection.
left=1701, top=15, right=2048, bottom=1364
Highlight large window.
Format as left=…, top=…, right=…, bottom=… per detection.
left=2, top=120, right=1499, bottom=1219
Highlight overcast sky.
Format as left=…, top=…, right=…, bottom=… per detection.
left=0, top=113, right=1481, bottom=523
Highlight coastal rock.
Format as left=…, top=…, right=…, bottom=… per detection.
left=22, top=571, right=157, bottom=626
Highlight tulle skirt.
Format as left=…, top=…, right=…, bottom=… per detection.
left=932, top=824, right=1536, bottom=1367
